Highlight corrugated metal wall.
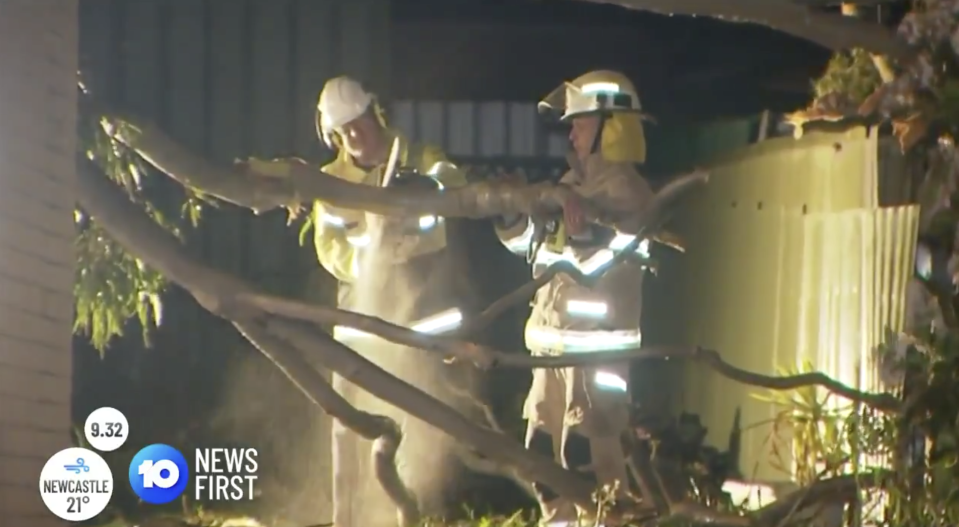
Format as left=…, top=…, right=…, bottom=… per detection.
left=676, top=126, right=918, bottom=483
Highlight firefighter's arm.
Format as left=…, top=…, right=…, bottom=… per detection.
left=311, top=203, right=358, bottom=283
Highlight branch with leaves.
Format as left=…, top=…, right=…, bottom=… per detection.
left=76, top=157, right=602, bottom=519
left=74, top=96, right=918, bottom=525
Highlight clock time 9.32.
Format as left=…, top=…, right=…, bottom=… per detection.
left=89, top=422, right=123, bottom=438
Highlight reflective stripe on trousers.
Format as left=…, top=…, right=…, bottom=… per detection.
left=525, top=326, right=639, bottom=392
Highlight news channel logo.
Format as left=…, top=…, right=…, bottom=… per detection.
left=128, top=444, right=189, bottom=504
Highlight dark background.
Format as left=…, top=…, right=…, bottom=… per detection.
left=72, top=0, right=860, bottom=523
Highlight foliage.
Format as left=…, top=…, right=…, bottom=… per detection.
left=636, top=411, right=741, bottom=509
left=751, top=332, right=959, bottom=526
left=74, top=83, right=204, bottom=352
left=812, top=48, right=883, bottom=105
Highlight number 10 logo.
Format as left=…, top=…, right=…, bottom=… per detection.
left=128, top=444, right=189, bottom=504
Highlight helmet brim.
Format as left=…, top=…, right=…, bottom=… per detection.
left=537, top=81, right=656, bottom=123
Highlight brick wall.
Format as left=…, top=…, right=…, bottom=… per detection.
left=0, top=1, right=78, bottom=525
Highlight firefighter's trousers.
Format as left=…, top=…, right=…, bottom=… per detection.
left=523, top=352, right=634, bottom=526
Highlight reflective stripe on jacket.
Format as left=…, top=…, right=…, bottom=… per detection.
left=496, top=154, right=653, bottom=354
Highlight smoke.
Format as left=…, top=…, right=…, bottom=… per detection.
left=206, top=220, right=485, bottom=526
left=204, top=336, right=334, bottom=526
left=334, top=223, right=481, bottom=525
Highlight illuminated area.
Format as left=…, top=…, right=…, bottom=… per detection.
left=15, top=0, right=940, bottom=526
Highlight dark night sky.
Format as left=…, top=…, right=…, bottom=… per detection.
left=389, top=0, right=846, bottom=122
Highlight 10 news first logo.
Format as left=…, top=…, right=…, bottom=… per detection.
left=38, top=407, right=258, bottom=522
left=131, top=444, right=259, bottom=504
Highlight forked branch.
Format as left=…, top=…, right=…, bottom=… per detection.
left=76, top=158, right=601, bottom=511
left=84, top=101, right=906, bottom=523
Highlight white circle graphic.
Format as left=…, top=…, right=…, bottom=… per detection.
left=84, top=406, right=129, bottom=452
left=39, top=447, right=114, bottom=521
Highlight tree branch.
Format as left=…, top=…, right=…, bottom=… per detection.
left=231, top=316, right=420, bottom=525
left=75, top=159, right=601, bottom=511
left=81, top=154, right=892, bottom=415
left=488, top=346, right=901, bottom=412
left=259, top=316, right=602, bottom=507
left=83, top=91, right=906, bottom=523
left=100, top=107, right=587, bottom=218
left=575, top=0, right=910, bottom=58
left=751, top=470, right=894, bottom=526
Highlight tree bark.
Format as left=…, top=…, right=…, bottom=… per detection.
left=102, top=109, right=590, bottom=219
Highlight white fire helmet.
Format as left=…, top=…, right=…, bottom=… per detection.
left=316, top=76, right=375, bottom=147
left=538, top=70, right=644, bottom=121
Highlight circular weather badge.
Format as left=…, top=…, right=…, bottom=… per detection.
left=39, top=447, right=114, bottom=521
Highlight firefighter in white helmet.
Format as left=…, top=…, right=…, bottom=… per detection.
left=494, top=70, right=654, bottom=525
left=245, top=75, right=472, bottom=526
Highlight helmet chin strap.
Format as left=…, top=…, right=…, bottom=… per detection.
left=588, top=112, right=608, bottom=156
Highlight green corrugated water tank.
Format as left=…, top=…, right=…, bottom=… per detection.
left=643, top=119, right=918, bottom=485
left=634, top=116, right=760, bottom=415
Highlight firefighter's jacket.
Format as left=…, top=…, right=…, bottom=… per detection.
left=496, top=154, right=654, bottom=356
left=312, top=132, right=464, bottom=284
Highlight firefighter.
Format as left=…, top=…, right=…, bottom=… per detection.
left=494, top=70, right=654, bottom=525
left=247, top=75, right=472, bottom=526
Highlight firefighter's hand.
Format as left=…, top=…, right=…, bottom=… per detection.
left=563, top=193, right=587, bottom=235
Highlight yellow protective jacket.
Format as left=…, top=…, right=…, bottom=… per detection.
left=496, top=154, right=654, bottom=353
left=313, top=132, right=465, bottom=283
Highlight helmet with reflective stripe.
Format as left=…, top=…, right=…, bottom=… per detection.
left=538, top=70, right=644, bottom=121
left=317, top=76, right=374, bottom=133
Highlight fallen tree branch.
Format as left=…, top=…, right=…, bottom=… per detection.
left=575, top=0, right=911, bottom=59
left=488, top=346, right=901, bottom=413
left=79, top=154, right=899, bottom=521
left=258, top=317, right=600, bottom=508
left=442, top=379, right=540, bottom=500
left=751, top=470, right=894, bottom=526
left=229, top=285, right=902, bottom=413
left=232, top=316, right=420, bottom=526
left=75, top=159, right=601, bottom=511
left=99, top=106, right=589, bottom=219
